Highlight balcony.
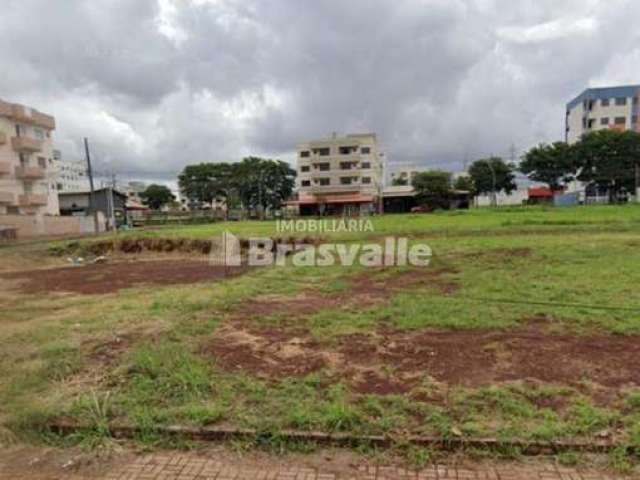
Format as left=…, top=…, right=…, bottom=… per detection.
left=15, top=165, right=46, bottom=180
left=0, top=161, right=12, bottom=176
left=311, top=184, right=361, bottom=194
left=0, top=192, right=15, bottom=204
left=11, top=136, right=43, bottom=152
left=0, top=101, right=55, bottom=130
left=18, top=194, right=48, bottom=206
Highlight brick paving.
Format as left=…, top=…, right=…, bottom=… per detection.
left=0, top=452, right=632, bottom=480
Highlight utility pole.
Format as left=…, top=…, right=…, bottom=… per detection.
left=84, top=138, right=99, bottom=234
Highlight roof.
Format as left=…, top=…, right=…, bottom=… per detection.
left=382, top=185, right=416, bottom=198
left=566, top=84, right=640, bottom=110
left=58, top=188, right=127, bottom=198
left=528, top=186, right=556, bottom=198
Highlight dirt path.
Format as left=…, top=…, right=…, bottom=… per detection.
left=0, top=260, right=248, bottom=295
left=0, top=446, right=631, bottom=479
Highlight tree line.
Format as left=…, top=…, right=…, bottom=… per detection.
left=409, top=129, right=640, bottom=208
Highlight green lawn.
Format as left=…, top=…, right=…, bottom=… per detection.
left=1, top=205, right=640, bottom=468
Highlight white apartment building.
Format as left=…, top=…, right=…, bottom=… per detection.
left=0, top=99, right=59, bottom=215
left=566, top=85, right=640, bottom=144
left=292, top=133, right=384, bottom=215
left=56, top=155, right=91, bottom=193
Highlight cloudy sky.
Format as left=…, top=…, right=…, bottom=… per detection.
left=2, top=0, right=639, bottom=181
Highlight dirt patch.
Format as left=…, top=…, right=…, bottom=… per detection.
left=0, top=260, right=248, bottom=295
left=203, top=322, right=640, bottom=396
left=232, top=267, right=459, bottom=320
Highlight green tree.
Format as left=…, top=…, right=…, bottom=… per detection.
left=233, top=157, right=296, bottom=215
left=139, top=184, right=175, bottom=210
left=453, top=174, right=475, bottom=194
left=468, top=157, right=517, bottom=200
left=574, top=130, right=640, bottom=202
left=520, top=142, right=576, bottom=190
left=391, top=176, right=409, bottom=186
left=178, top=163, right=234, bottom=208
left=412, top=170, right=453, bottom=209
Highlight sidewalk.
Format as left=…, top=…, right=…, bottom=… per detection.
left=0, top=449, right=630, bottom=480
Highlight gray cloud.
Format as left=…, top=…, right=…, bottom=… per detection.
left=1, top=0, right=639, bottom=179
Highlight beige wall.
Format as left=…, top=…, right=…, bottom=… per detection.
left=296, top=133, right=384, bottom=196
left=0, top=212, right=105, bottom=238
left=0, top=100, right=59, bottom=216
left=567, top=96, right=635, bottom=144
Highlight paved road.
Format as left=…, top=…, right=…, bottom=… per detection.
left=0, top=451, right=630, bottom=480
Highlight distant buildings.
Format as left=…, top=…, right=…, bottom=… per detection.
left=55, top=152, right=91, bottom=193
left=0, top=98, right=59, bottom=215
left=290, top=133, right=384, bottom=215
left=566, top=84, right=640, bottom=144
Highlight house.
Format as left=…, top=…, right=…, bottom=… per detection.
left=59, top=188, right=128, bottom=229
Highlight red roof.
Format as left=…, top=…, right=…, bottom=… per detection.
left=528, top=186, right=555, bottom=198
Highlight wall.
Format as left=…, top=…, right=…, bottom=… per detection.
left=0, top=212, right=105, bottom=238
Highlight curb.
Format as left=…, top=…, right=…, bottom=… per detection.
left=47, top=423, right=634, bottom=456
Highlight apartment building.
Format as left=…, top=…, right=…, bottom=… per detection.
left=292, top=133, right=384, bottom=215
left=0, top=99, right=59, bottom=215
left=566, top=85, right=640, bottom=144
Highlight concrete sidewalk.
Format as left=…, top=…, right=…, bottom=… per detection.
left=0, top=450, right=630, bottom=480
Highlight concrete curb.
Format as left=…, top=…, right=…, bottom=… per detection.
left=47, top=422, right=634, bottom=456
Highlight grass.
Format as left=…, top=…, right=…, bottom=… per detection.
left=1, top=205, right=640, bottom=469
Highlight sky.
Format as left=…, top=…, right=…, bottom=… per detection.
left=2, top=0, right=639, bottom=183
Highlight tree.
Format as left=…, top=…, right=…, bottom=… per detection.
left=573, top=130, right=640, bottom=202
left=468, top=157, right=517, bottom=203
left=391, top=176, right=409, bottom=186
left=233, top=157, right=296, bottom=215
left=412, top=170, right=453, bottom=209
left=139, top=184, right=175, bottom=210
left=178, top=163, right=234, bottom=208
left=520, top=142, right=576, bottom=190
left=453, top=174, right=475, bottom=194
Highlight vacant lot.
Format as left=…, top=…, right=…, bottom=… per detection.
left=1, top=205, right=639, bottom=466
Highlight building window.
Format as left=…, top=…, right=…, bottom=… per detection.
left=633, top=115, right=638, bottom=124
left=19, top=153, right=28, bottom=167
left=317, top=163, right=330, bottom=171
left=340, top=177, right=353, bottom=185
left=634, top=97, right=639, bottom=105
left=361, top=162, right=371, bottom=169
left=300, top=150, right=310, bottom=158
left=600, top=117, right=609, bottom=125
left=339, top=146, right=357, bottom=155
left=340, top=162, right=352, bottom=170
left=34, top=129, right=45, bottom=140
left=362, top=177, right=371, bottom=184
left=318, top=178, right=330, bottom=186
left=614, top=116, right=626, bottom=125
left=361, top=147, right=371, bottom=154
left=7, top=207, right=19, bottom=215
left=38, top=157, right=47, bottom=169
left=615, top=97, right=627, bottom=106
left=601, top=98, right=610, bottom=107
left=313, top=147, right=330, bottom=156
left=301, top=180, right=311, bottom=187
left=587, top=119, right=595, bottom=129
left=301, top=165, right=310, bottom=172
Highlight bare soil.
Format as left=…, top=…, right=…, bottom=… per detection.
left=231, top=267, right=459, bottom=320
left=204, top=320, right=640, bottom=397
left=0, top=260, right=248, bottom=295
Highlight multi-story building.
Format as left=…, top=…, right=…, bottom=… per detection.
left=566, top=84, right=640, bottom=144
left=0, top=99, right=59, bottom=215
left=56, top=155, right=91, bottom=193
left=293, top=133, right=384, bottom=215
